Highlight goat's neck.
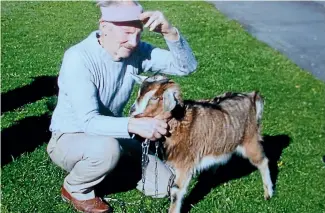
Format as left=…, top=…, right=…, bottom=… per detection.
left=166, top=104, right=187, bottom=135
left=170, top=104, right=186, bottom=120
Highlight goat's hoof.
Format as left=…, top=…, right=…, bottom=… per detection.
left=264, top=192, right=273, bottom=200
left=264, top=187, right=274, bottom=200
left=264, top=194, right=271, bottom=200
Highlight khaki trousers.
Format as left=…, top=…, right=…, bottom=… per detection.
left=47, top=132, right=175, bottom=200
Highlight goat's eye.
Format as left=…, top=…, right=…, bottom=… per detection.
left=150, top=96, right=159, bottom=101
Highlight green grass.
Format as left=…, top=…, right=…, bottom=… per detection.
left=1, top=1, right=325, bottom=213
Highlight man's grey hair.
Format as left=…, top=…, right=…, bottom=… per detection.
left=96, top=0, right=140, bottom=7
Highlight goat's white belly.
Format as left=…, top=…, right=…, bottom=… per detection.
left=196, top=154, right=232, bottom=173
left=195, top=145, right=246, bottom=173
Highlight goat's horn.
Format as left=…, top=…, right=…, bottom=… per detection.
left=156, top=79, right=171, bottom=84
left=152, top=70, right=161, bottom=76
left=130, top=73, right=147, bottom=84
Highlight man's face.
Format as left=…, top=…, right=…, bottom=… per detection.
left=101, top=21, right=143, bottom=60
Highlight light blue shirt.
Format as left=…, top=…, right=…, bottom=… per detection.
left=50, top=29, right=197, bottom=137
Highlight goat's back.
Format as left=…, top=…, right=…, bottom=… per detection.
left=165, top=91, right=263, bottom=166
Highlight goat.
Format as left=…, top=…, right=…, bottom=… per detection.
left=129, top=74, right=273, bottom=213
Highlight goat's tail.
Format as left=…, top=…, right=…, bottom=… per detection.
left=250, top=91, right=264, bottom=127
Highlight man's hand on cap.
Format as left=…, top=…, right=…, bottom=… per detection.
left=139, top=11, right=178, bottom=41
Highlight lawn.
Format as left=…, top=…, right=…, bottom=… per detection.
left=1, top=1, right=325, bottom=213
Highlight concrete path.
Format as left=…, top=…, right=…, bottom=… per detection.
left=210, top=1, right=325, bottom=82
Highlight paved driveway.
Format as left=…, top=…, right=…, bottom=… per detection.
left=211, top=1, right=325, bottom=82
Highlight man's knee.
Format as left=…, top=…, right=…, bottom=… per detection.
left=85, top=136, right=122, bottom=173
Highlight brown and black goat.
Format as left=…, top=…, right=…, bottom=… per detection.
left=130, top=74, right=273, bottom=213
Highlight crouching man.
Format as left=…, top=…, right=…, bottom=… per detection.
left=46, top=0, right=197, bottom=212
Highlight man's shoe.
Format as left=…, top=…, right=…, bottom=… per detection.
left=61, top=187, right=112, bottom=213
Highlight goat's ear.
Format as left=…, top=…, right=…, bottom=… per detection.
left=163, top=89, right=177, bottom=112
left=130, top=73, right=147, bottom=84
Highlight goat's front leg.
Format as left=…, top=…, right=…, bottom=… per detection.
left=169, top=168, right=192, bottom=213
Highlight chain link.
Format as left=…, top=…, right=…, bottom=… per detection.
left=139, top=138, right=150, bottom=213
left=110, top=135, right=160, bottom=212
left=141, top=139, right=150, bottom=194
left=154, top=141, right=159, bottom=198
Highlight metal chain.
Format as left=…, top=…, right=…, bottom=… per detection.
left=108, top=135, right=160, bottom=212
left=104, top=197, right=137, bottom=213
left=139, top=138, right=150, bottom=213
left=154, top=141, right=159, bottom=198
left=141, top=139, right=150, bottom=194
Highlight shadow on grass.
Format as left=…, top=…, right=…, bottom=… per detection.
left=1, top=113, right=52, bottom=166
left=181, top=134, right=291, bottom=213
left=94, top=139, right=168, bottom=197
left=1, top=76, right=58, bottom=114
left=1, top=75, right=58, bottom=166
left=94, top=139, right=144, bottom=197
left=94, top=135, right=290, bottom=211
left=94, top=157, right=143, bottom=198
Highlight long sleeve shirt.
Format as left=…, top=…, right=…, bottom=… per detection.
left=49, top=29, right=197, bottom=138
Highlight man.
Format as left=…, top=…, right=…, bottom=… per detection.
left=47, top=0, right=197, bottom=212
